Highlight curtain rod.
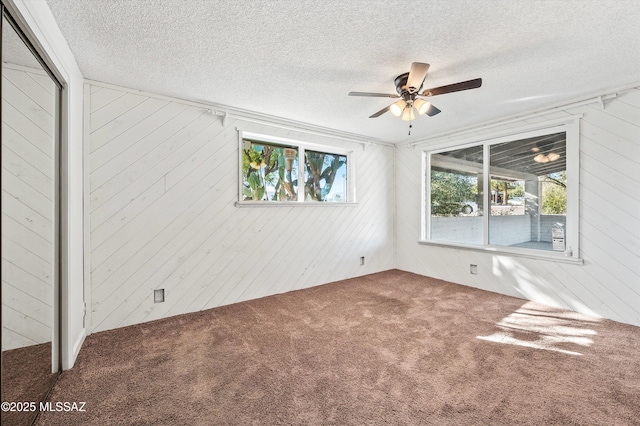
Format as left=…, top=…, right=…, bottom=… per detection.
left=406, top=83, right=638, bottom=148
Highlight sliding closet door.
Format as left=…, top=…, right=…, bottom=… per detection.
left=1, top=4, right=61, bottom=426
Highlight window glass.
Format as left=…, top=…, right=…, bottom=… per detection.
left=303, top=150, right=347, bottom=202
left=242, top=140, right=298, bottom=201
left=541, top=172, right=567, bottom=215
left=239, top=133, right=353, bottom=204
left=430, top=145, right=483, bottom=244
left=426, top=128, right=572, bottom=256
left=488, top=132, right=566, bottom=251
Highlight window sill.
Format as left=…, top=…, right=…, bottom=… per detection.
left=235, top=201, right=359, bottom=208
left=417, top=239, right=584, bottom=265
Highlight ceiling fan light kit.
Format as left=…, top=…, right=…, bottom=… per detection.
left=390, top=100, right=406, bottom=116
left=348, top=62, right=482, bottom=125
left=413, top=98, right=431, bottom=115
left=402, top=107, right=415, bottom=121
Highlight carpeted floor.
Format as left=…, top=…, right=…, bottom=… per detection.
left=2, top=343, right=58, bottom=426
left=36, top=270, right=640, bottom=425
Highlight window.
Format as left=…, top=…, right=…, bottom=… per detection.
left=242, top=140, right=299, bottom=201
left=239, top=131, right=353, bottom=204
left=424, top=121, right=579, bottom=260
left=303, top=150, right=348, bottom=202
left=430, top=145, right=483, bottom=245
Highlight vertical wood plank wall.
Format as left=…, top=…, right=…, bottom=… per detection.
left=396, top=88, right=640, bottom=327
left=1, top=65, right=55, bottom=349
left=86, top=82, right=395, bottom=333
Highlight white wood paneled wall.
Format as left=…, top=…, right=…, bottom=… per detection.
left=86, top=82, right=395, bottom=333
left=2, top=65, right=55, bottom=350
left=396, top=88, right=640, bottom=327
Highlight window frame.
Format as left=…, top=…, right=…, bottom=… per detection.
left=237, top=130, right=357, bottom=206
left=421, top=117, right=581, bottom=264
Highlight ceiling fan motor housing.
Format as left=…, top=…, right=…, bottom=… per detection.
left=394, top=72, right=421, bottom=107
left=394, top=72, right=423, bottom=97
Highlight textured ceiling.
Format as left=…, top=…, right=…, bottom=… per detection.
left=45, top=0, right=640, bottom=144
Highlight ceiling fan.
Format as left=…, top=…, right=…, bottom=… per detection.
left=348, top=62, right=482, bottom=120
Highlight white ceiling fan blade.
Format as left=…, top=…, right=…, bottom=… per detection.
left=369, top=105, right=392, bottom=118
left=407, top=62, right=430, bottom=92
left=424, top=104, right=441, bottom=117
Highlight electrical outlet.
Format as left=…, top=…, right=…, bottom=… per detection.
left=360, top=256, right=365, bottom=266
left=470, top=264, right=478, bottom=275
left=154, top=289, right=165, bottom=303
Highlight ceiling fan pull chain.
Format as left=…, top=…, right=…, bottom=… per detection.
left=408, top=123, right=412, bottom=136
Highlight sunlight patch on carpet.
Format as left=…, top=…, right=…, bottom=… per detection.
left=477, top=302, right=599, bottom=356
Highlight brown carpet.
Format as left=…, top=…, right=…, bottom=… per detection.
left=2, top=342, right=58, bottom=426
left=36, top=270, right=640, bottom=425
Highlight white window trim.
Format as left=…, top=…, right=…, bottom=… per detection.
left=236, top=130, right=357, bottom=206
left=421, top=117, right=582, bottom=264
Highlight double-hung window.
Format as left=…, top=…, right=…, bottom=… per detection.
left=238, top=131, right=354, bottom=204
left=423, top=119, right=580, bottom=262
